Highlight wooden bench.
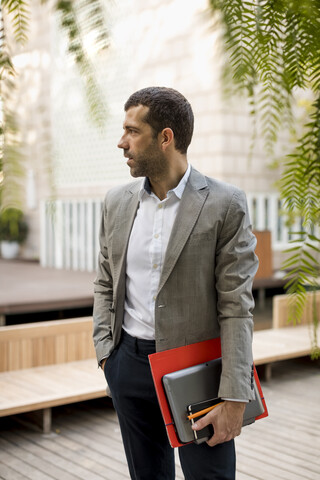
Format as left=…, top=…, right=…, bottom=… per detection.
left=1, top=297, right=318, bottom=430
left=253, top=291, right=320, bottom=379
left=0, top=317, right=106, bottom=433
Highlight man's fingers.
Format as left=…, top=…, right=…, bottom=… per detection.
left=191, top=401, right=245, bottom=447
left=191, top=404, right=222, bottom=431
left=191, top=418, right=208, bottom=431
left=206, top=426, right=242, bottom=447
left=207, top=433, right=227, bottom=447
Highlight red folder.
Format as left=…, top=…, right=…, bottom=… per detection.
left=148, top=337, right=268, bottom=448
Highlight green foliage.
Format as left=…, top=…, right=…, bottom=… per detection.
left=1, top=108, right=26, bottom=208
left=0, top=207, right=28, bottom=243
left=1, top=0, right=109, bottom=129
left=0, top=3, right=16, bottom=80
left=0, top=0, right=109, bottom=211
left=209, top=0, right=320, bottom=356
left=280, top=97, right=320, bottom=351
left=210, top=0, right=320, bottom=153
left=2, top=0, right=30, bottom=45
left=0, top=51, right=15, bottom=81
left=0, top=5, right=25, bottom=208
left=282, top=232, right=320, bottom=316
left=56, top=0, right=108, bottom=128
left=281, top=96, right=320, bottom=230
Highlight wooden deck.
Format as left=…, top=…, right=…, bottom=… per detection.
left=0, top=260, right=95, bottom=323
left=0, top=357, right=319, bottom=480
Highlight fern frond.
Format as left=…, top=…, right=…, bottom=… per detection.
left=1, top=106, right=25, bottom=209
left=77, top=0, right=109, bottom=54
left=209, top=0, right=320, bottom=155
left=2, top=0, right=30, bottom=45
left=0, top=3, right=25, bottom=208
left=280, top=96, right=320, bottom=228
left=56, top=0, right=108, bottom=128
left=0, top=6, right=16, bottom=80
left=282, top=230, right=320, bottom=325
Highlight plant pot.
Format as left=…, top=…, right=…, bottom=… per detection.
left=1, top=241, right=20, bottom=259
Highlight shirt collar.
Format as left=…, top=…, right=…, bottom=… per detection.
left=139, top=164, right=191, bottom=201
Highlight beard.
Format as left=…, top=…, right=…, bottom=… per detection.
left=126, top=141, right=169, bottom=179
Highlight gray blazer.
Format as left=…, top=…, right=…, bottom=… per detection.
left=93, top=167, right=258, bottom=400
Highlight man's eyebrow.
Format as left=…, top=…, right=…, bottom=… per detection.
left=123, top=124, right=140, bottom=131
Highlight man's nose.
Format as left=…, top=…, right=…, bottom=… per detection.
left=118, top=135, right=128, bottom=149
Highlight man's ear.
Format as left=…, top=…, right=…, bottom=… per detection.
left=160, top=128, right=174, bottom=151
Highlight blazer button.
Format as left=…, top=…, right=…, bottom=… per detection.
left=109, top=307, right=115, bottom=313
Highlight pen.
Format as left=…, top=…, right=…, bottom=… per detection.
left=187, top=401, right=224, bottom=420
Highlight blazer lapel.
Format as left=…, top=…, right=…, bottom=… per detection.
left=111, top=182, right=140, bottom=292
left=158, top=168, right=209, bottom=293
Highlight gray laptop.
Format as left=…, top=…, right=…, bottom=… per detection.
left=162, top=358, right=264, bottom=444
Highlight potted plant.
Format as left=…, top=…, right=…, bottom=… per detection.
left=0, top=207, right=28, bottom=259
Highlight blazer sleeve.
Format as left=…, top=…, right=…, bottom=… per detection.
left=93, top=193, right=115, bottom=365
left=215, top=188, right=258, bottom=401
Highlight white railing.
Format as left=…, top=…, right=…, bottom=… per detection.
left=247, top=193, right=288, bottom=251
left=40, top=194, right=313, bottom=271
left=40, top=199, right=103, bottom=271
left=246, top=193, right=316, bottom=251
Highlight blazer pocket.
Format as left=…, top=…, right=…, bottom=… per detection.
left=187, top=231, right=214, bottom=244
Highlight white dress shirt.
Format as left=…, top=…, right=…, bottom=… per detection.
left=123, top=164, right=191, bottom=340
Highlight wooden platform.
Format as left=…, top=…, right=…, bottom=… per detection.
left=0, top=359, right=106, bottom=417
left=253, top=324, right=319, bottom=365
left=0, top=357, right=319, bottom=480
left=0, top=260, right=95, bottom=324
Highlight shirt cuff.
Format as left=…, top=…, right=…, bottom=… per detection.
left=221, top=398, right=249, bottom=403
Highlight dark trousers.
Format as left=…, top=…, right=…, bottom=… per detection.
left=104, top=330, right=235, bottom=480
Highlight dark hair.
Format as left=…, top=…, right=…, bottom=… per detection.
left=124, top=87, right=194, bottom=154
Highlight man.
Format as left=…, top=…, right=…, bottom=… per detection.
left=93, top=86, right=258, bottom=480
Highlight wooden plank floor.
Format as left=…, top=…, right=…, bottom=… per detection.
left=0, top=357, right=319, bottom=479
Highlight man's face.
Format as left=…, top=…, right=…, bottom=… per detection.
left=118, top=105, right=168, bottom=179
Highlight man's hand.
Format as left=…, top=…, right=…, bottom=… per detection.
left=101, top=358, right=107, bottom=371
left=191, top=400, right=246, bottom=447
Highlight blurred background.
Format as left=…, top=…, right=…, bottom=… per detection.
left=1, top=0, right=319, bottom=330
left=1, top=0, right=293, bottom=273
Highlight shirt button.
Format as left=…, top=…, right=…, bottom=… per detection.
left=153, top=295, right=157, bottom=301
left=153, top=264, right=158, bottom=269
left=154, top=234, right=159, bottom=239
left=158, top=204, right=163, bottom=209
